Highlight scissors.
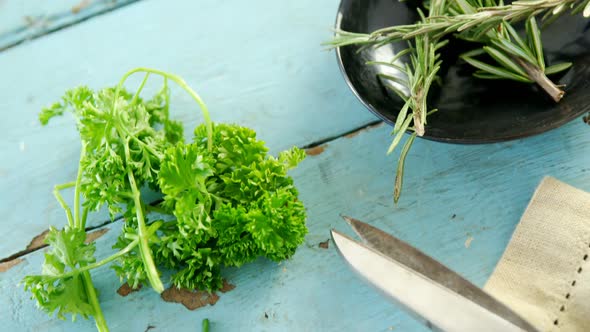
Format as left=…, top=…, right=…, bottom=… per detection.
left=331, top=216, right=539, bottom=332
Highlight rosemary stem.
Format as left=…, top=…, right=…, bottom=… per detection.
left=515, top=57, right=564, bottom=102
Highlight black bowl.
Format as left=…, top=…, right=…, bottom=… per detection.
left=336, top=0, right=590, bottom=143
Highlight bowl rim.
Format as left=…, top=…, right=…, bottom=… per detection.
left=333, top=0, right=589, bottom=144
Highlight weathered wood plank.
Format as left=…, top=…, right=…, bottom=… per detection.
left=0, top=0, right=377, bottom=256
left=0, top=0, right=139, bottom=51
left=3, top=117, right=590, bottom=331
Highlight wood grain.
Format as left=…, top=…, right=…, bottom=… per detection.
left=4, top=0, right=590, bottom=330
left=3, top=116, right=590, bottom=331
left=0, top=0, right=376, bottom=256
left=0, top=0, right=138, bottom=51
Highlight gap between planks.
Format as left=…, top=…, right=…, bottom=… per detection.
left=301, top=119, right=383, bottom=150
left=0, top=0, right=142, bottom=52
left=0, top=119, right=385, bottom=264
left=0, top=218, right=116, bottom=264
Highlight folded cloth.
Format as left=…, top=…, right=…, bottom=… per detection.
left=485, top=177, right=590, bottom=332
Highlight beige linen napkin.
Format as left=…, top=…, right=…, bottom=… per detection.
left=485, top=177, right=590, bottom=331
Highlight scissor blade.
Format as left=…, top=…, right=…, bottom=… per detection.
left=331, top=230, right=532, bottom=332
left=335, top=217, right=539, bottom=332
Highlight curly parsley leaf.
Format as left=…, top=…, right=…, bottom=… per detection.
left=28, top=68, right=309, bottom=332
left=23, top=227, right=97, bottom=321
left=39, top=84, right=182, bottom=216
left=278, top=147, right=306, bottom=170
left=157, top=123, right=307, bottom=291
left=111, top=220, right=162, bottom=290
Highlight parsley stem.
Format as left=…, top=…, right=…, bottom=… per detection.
left=131, top=73, right=150, bottom=105
left=202, top=318, right=210, bottom=332
left=81, top=206, right=89, bottom=229
left=74, top=144, right=86, bottom=228
left=123, top=139, right=164, bottom=293
left=51, top=168, right=108, bottom=331
left=115, top=67, right=214, bottom=151
left=111, top=119, right=163, bottom=159
left=82, top=271, right=109, bottom=332
left=53, top=181, right=76, bottom=227
left=55, top=181, right=76, bottom=190
left=37, top=239, right=140, bottom=280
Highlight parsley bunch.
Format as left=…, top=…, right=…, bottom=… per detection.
left=153, top=124, right=306, bottom=290
left=24, top=68, right=307, bottom=332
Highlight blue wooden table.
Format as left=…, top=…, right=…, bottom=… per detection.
left=2, top=1, right=590, bottom=331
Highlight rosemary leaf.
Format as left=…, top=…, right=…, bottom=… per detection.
left=394, top=101, right=412, bottom=134
left=526, top=17, right=545, bottom=70
left=571, top=0, right=590, bottom=14
left=461, top=48, right=487, bottom=58
left=366, top=61, right=407, bottom=72
left=483, top=46, right=530, bottom=77
left=462, top=56, right=533, bottom=82
left=391, top=48, right=413, bottom=63
left=502, top=23, right=530, bottom=55
left=394, top=133, right=417, bottom=204
left=386, top=84, right=410, bottom=102
left=552, top=3, right=567, bottom=14
left=474, top=71, right=507, bottom=79
left=378, top=73, right=410, bottom=86
left=388, top=114, right=413, bottom=155
left=456, top=0, right=478, bottom=14
left=434, top=39, right=450, bottom=50
left=545, top=62, right=573, bottom=74
left=491, top=38, right=538, bottom=65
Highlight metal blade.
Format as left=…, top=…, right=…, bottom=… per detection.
left=333, top=216, right=539, bottom=332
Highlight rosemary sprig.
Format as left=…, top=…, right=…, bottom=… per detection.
left=375, top=35, right=447, bottom=139
left=376, top=34, right=446, bottom=202
left=326, top=0, right=585, bottom=202
left=328, top=0, right=590, bottom=48
left=375, top=0, right=448, bottom=202
left=441, top=0, right=573, bottom=101
left=461, top=18, right=572, bottom=101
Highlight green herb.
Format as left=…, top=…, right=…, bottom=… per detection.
left=328, top=0, right=590, bottom=49
left=23, top=226, right=108, bottom=330
left=202, top=318, right=210, bottom=332
left=24, top=68, right=307, bottom=331
left=446, top=0, right=573, bottom=102
left=325, top=0, right=584, bottom=201
left=366, top=0, right=447, bottom=202
left=460, top=18, right=572, bottom=101
left=153, top=123, right=307, bottom=290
